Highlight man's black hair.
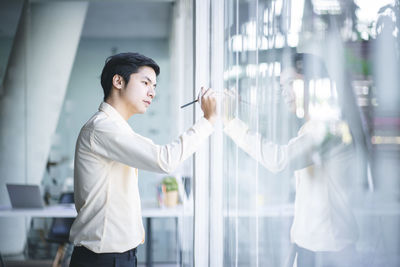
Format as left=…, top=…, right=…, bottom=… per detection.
left=100, top=52, right=160, bottom=101
left=282, top=52, right=329, bottom=79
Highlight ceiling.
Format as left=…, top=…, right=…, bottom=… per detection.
left=0, top=0, right=174, bottom=39
left=82, top=1, right=173, bottom=39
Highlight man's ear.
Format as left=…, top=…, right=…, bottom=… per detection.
left=112, top=74, right=125, bottom=89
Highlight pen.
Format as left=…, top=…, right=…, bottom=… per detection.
left=180, top=99, right=199, bottom=109
left=180, top=90, right=224, bottom=109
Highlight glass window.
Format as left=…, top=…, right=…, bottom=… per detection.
left=222, top=0, right=400, bottom=266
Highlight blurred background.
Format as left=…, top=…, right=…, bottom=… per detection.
left=0, top=0, right=195, bottom=266
left=0, top=0, right=399, bottom=266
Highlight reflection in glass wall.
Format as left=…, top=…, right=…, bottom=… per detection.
left=222, top=0, right=400, bottom=266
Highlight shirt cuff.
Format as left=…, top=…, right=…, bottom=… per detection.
left=299, top=120, right=328, bottom=145
left=192, top=117, right=215, bottom=137
left=223, top=118, right=249, bottom=146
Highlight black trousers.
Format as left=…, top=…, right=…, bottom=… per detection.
left=69, top=246, right=137, bottom=267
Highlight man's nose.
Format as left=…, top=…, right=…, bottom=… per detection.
left=148, top=88, right=155, bottom=99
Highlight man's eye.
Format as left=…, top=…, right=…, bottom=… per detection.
left=143, top=81, right=148, bottom=85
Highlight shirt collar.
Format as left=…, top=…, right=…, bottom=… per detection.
left=99, top=102, right=132, bottom=130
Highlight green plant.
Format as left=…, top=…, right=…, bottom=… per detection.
left=162, top=176, right=178, bottom=192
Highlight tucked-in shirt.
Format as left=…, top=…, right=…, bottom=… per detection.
left=224, top=118, right=358, bottom=252
left=69, top=102, right=214, bottom=253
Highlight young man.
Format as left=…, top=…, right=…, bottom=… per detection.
left=69, top=52, right=216, bottom=267
left=224, top=53, right=359, bottom=267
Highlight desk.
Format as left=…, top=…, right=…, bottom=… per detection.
left=0, top=204, right=77, bottom=218
left=0, top=203, right=185, bottom=267
left=0, top=203, right=186, bottom=218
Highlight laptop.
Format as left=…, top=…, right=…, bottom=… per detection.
left=6, top=184, right=45, bottom=209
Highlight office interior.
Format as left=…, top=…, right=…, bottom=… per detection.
left=0, top=0, right=399, bottom=266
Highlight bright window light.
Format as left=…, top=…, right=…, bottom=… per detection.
left=223, top=66, right=243, bottom=80
left=287, top=32, right=299, bottom=47
left=274, top=62, right=281, bottom=76
left=245, top=21, right=257, bottom=36
left=250, top=86, right=257, bottom=105
left=259, top=63, right=268, bottom=77
left=291, top=0, right=305, bottom=33
left=312, top=0, right=341, bottom=14
left=274, top=34, right=285, bottom=48
left=355, top=0, right=394, bottom=23
left=246, top=64, right=258, bottom=78
left=372, top=136, right=400, bottom=145
left=260, top=36, right=268, bottom=50
left=315, top=79, right=332, bottom=100
left=355, top=0, right=395, bottom=38
left=230, top=65, right=242, bottom=79
left=275, top=0, right=283, bottom=16
left=244, top=36, right=257, bottom=51
left=231, top=34, right=243, bottom=52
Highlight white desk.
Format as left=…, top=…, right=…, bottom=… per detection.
left=0, top=203, right=186, bottom=218
left=0, top=204, right=77, bottom=217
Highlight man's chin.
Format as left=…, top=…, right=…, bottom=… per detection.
left=138, top=108, right=147, bottom=114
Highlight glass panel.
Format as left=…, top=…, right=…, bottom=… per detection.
left=222, top=0, right=400, bottom=266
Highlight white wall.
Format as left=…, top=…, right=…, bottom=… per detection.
left=0, top=1, right=87, bottom=254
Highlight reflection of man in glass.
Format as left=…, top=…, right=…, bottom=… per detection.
left=224, top=53, right=359, bottom=267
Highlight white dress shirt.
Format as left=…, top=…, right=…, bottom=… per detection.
left=224, top=118, right=358, bottom=252
left=69, top=102, right=214, bottom=253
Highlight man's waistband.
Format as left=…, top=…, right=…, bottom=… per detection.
left=73, top=245, right=137, bottom=257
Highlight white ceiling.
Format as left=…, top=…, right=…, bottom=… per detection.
left=0, top=0, right=174, bottom=39
left=82, top=1, right=173, bottom=39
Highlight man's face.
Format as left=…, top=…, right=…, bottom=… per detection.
left=279, top=67, right=302, bottom=112
left=122, top=66, right=157, bottom=115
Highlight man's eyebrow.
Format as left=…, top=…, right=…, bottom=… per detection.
left=144, top=76, right=157, bottom=88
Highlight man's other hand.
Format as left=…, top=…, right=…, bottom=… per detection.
left=200, top=87, right=217, bottom=125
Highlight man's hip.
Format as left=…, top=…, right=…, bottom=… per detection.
left=69, top=246, right=137, bottom=267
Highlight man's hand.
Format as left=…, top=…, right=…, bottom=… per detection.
left=200, top=87, right=217, bottom=125
left=222, top=88, right=237, bottom=126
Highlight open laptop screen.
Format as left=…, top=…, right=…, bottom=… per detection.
left=6, top=184, right=45, bottom=209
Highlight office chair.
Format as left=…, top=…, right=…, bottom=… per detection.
left=46, top=192, right=74, bottom=267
